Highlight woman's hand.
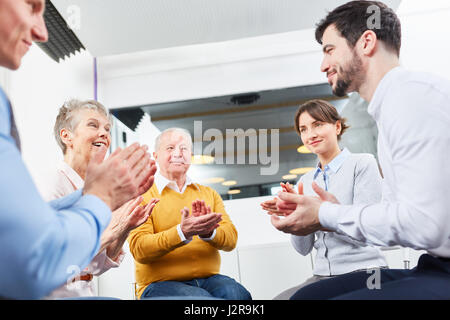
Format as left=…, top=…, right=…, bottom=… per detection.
left=260, top=182, right=303, bottom=216
left=100, top=197, right=158, bottom=260
left=127, top=197, right=159, bottom=232
left=84, top=143, right=157, bottom=211
left=119, top=197, right=159, bottom=233
left=108, top=196, right=159, bottom=238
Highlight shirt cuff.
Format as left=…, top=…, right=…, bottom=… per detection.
left=318, top=201, right=340, bottom=231
left=177, top=224, right=192, bottom=244
left=103, top=249, right=125, bottom=269
left=199, top=229, right=217, bottom=241
left=88, top=249, right=122, bottom=276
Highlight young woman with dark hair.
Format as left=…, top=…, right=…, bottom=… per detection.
left=262, top=99, right=387, bottom=300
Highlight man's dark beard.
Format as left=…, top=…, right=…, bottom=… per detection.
left=333, top=78, right=350, bottom=97
left=332, top=52, right=363, bottom=97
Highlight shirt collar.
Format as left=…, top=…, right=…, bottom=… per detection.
left=154, top=171, right=197, bottom=194
left=367, top=66, right=404, bottom=121
left=314, top=148, right=351, bottom=179
left=58, top=161, right=85, bottom=189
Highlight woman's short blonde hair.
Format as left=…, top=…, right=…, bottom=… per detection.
left=54, top=99, right=110, bottom=154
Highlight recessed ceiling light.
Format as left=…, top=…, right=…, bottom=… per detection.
left=191, top=155, right=214, bottom=164
left=222, top=180, right=237, bottom=186
left=297, top=145, right=312, bottom=154
left=289, top=167, right=315, bottom=175
left=282, top=174, right=298, bottom=180
left=228, top=189, right=241, bottom=195
left=202, top=177, right=225, bottom=184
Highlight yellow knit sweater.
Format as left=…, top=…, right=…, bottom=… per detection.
left=128, top=183, right=238, bottom=298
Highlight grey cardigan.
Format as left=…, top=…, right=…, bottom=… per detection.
left=291, top=149, right=388, bottom=276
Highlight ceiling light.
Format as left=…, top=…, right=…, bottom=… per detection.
left=289, top=167, right=315, bottom=175
left=228, top=189, right=241, bottom=195
left=297, top=145, right=312, bottom=154
left=191, top=155, right=214, bottom=164
left=282, top=174, right=298, bottom=180
left=202, top=177, right=225, bottom=184
left=222, top=180, right=237, bottom=186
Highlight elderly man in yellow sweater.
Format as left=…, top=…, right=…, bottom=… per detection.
left=128, top=128, right=252, bottom=300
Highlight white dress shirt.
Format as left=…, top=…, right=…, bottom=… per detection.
left=44, top=161, right=124, bottom=299
left=319, top=67, right=450, bottom=258
left=154, top=171, right=216, bottom=242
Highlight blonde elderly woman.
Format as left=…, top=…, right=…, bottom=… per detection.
left=45, top=99, right=159, bottom=299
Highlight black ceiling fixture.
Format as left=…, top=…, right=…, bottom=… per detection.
left=112, top=108, right=146, bottom=132
left=230, top=93, right=260, bottom=105
left=36, top=0, right=86, bottom=62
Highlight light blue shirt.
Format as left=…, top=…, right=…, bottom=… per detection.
left=0, top=87, right=111, bottom=299
left=312, top=148, right=351, bottom=191
left=292, top=148, right=387, bottom=276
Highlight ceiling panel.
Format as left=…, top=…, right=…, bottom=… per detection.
left=52, top=0, right=401, bottom=57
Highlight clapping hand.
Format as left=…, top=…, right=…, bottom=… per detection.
left=269, top=182, right=339, bottom=235
left=180, top=200, right=222, bottom=239
left=84, top=143, right=157, bottom=211
left=111, top=196, right=159, bottom=233
left=260, top=182, right=303, bottom=216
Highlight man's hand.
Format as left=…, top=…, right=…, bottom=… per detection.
left=180, top=203, right=222, bottom=239
left=270, top=182, right=340, bottom=235
left=191, top=199, right=209, bottom=217
left=311, top=182, right=339, bottom=204
left=190, top=200, right=218, bottom=238
left=83, top=143, right=157, bottom=211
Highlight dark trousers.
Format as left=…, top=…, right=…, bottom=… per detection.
left=291, top=254, right=450, bottom=300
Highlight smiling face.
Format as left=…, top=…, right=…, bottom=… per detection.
left=61, top=108, right=111, bottom=168
left=298, top=111, right=341, bottom=156
left=0, top=0, right=48, bottom=70
left=320, top=25, right=365, bottom=97
left=154, top=130, right=192, bottom=178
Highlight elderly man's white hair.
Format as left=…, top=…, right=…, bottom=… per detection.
left=154, top=128, right=193, bottom=151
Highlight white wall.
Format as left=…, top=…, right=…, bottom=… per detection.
left=397, top=1, right=450, bottom=77
left=7, top=45, right=94, bottom=196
